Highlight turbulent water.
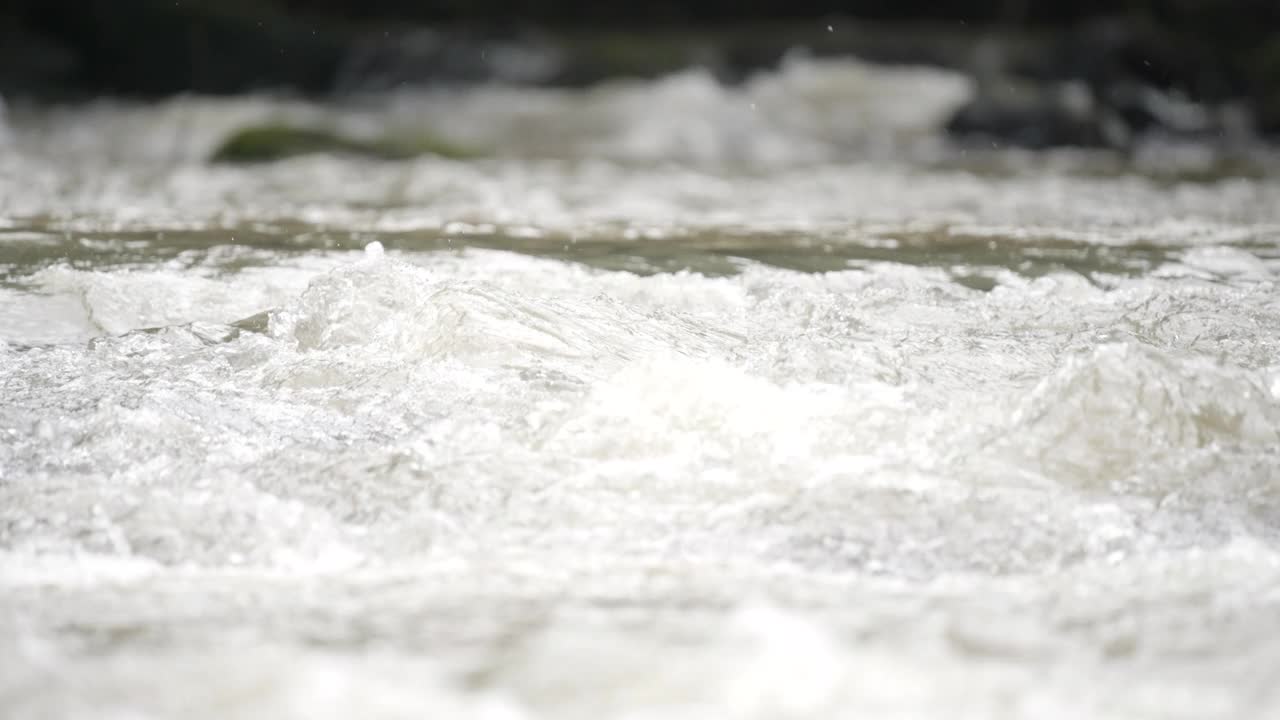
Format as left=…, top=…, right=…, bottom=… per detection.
left=3, top=58, right=1280, bottom=719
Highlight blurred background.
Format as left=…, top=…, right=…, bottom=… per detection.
left=3, top=0, right=1279, bottom=148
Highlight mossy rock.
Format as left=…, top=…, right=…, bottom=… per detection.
left=210, top=123, right=480, bottom=163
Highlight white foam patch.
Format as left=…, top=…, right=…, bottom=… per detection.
left=1000, top=342, right=1280, bottom=488
left=11, top=258, right=340, bottom=342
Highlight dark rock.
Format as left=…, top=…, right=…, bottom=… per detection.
left=946, top=80, right=1115, bottom=149
left=946, top=13, right=1277, bottom=149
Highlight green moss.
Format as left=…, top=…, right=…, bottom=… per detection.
left=210, top=124, right=481, bottom=163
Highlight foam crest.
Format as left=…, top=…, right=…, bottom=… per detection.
left=1005, top=343, right=1280, bottom=488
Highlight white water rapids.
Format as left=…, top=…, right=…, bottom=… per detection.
left=2, top=59, right=1280, bottom=719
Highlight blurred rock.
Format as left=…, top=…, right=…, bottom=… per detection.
left=946, top=80, right=1112, bottom=149
left=946, top=14, right=1276, bottom=148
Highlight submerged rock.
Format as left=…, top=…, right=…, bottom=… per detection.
left=209, top=123, right=479, bottom=163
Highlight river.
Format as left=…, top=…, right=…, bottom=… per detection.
left=3, top=58, right=1280, bottom=719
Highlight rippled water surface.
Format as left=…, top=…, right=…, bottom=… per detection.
left=3, top=60, right=1280, bottom=719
